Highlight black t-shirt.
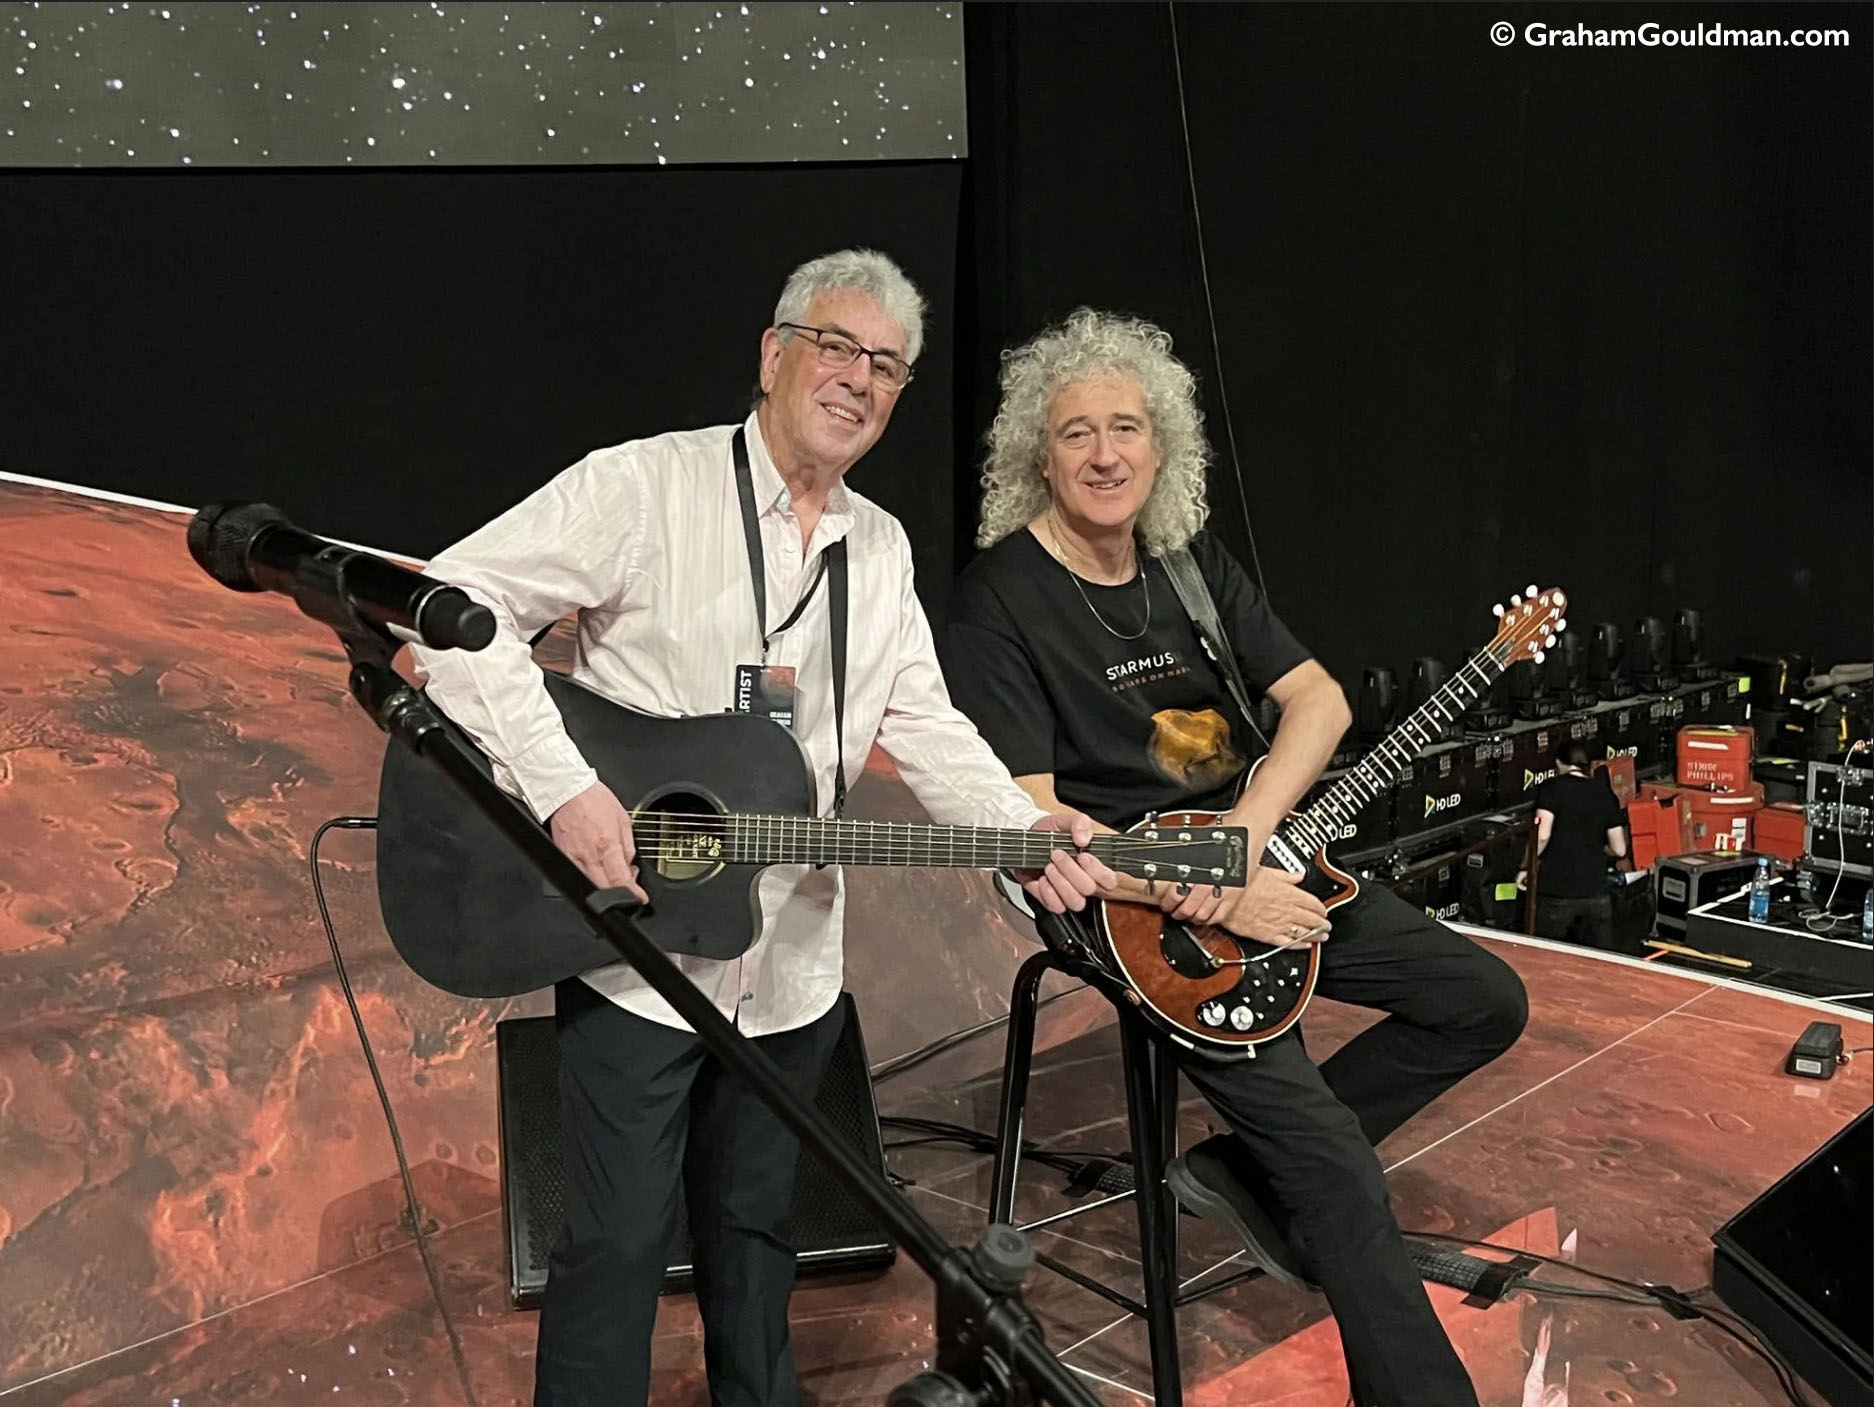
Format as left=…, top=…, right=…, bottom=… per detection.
left=1533, top=772, right=1625, bottom=897
left=941, top=529, right=1312, bottom=828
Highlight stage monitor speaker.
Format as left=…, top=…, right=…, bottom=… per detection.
left=496, top=992, right=896, bottom=1309
left=1712, top=1109, right=1871, bottom=1407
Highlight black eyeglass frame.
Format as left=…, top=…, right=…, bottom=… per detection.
left=777, top=321, right=916, bottom=390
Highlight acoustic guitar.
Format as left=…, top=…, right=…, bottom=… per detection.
left=376, top=671, right=1251, bottom=997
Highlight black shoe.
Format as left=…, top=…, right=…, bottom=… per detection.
left=1165, top=1135, right=1319, bottom=1293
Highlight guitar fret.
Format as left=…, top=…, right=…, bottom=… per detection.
left=692, top=812, right=1242, bottom=887
left=1289, top=639, right=1524, bottom=854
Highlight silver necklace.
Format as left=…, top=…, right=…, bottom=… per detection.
left=1047, top=513, right=1152, bottom=641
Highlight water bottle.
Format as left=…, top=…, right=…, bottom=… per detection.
left=1747, top=858, right=1772, bottom=924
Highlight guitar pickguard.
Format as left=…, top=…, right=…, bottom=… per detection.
left=1098, top=811, right=1360, bottom=1056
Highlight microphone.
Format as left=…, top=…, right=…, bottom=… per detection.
left=186, top=503, right=496, bottom=652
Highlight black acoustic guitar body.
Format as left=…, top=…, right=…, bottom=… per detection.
left=377, top=672, right=813, bottom=997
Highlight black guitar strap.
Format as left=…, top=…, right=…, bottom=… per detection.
left=733, top=426, right=849, bottom=817
left=1161, top=546, right=1274, bottom=756
left=828, top=542, right=848, bottom=818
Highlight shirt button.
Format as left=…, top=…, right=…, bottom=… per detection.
left=740, top=993, right=754, bottom=1003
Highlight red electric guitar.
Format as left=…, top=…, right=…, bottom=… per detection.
left=1091, top=587, right=1567, bottom=1054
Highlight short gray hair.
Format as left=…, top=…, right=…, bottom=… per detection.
left=976, top=308, right=1212, bottom=555
left=773, top=248, right=927, bottom=364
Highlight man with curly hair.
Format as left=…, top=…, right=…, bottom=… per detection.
left=941, top=308, right=1528, bottom=1406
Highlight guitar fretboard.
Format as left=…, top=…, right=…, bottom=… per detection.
left=628, top=814, right=1238, bottom=883
left=1280, top=640, right=1514, bottom=857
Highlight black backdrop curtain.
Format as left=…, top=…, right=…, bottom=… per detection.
left=958, top=2, right=1871, bottom=682
left=0, top=162, right=963, bottom=598
left=2, top=3, right=1867, bottom=671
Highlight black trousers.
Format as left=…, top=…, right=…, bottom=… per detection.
left=533, top=978, right=844, bottom=1407
left=1534, top=891, right=1616, bottom=950
left=1153, top=883, right=1527, bottom=1406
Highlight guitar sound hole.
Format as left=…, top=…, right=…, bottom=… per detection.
left=641, top=789, right=727, bottom=884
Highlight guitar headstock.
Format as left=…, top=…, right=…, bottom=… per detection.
left=1489, top=584, right=1567, bottom=667
left=1112, top=818, right=1250, bottom=887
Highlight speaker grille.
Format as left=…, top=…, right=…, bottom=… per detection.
left=497, top=992, right=896, bottom=1308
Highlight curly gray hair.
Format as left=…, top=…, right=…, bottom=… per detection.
left=976, top=308, right=1211, bottom=555
left=773, top=248, right=927, bottom=364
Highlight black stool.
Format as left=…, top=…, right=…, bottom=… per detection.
left=988, top=943, right=1260, bottom=1404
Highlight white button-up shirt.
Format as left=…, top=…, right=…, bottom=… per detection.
left=411, top=413, right=1045, bottom=1035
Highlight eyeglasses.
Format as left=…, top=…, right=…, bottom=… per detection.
left=778, top=322, right=915, bottom=391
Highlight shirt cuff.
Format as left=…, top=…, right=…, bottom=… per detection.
left=505, top=732, right=601, bottom=822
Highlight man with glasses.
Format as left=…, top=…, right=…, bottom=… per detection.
left=410, top=248, right=1113, bottom=1407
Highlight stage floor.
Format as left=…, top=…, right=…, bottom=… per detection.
left=5, top=933, right=1866, bottom=1407
left=0, top=480, right=1867, bottom=1405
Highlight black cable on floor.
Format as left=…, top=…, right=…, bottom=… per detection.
left=869, top=983, right=1085, bottom=1084
left=1406, top=1231, right=1811, bottom=1407
left=882, top=1114, right=1815, bottom=1406
left=310, top=816, right=481, bottom=1407
left=881, top=1115, right=1131, bottom=1191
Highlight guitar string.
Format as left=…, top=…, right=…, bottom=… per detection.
left=1286, top=633, right=1525, bottom=847
left=607, top=618, right=1547, bottom=869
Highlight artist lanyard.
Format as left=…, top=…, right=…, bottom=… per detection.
left=732, top=426, right=849, bottom=817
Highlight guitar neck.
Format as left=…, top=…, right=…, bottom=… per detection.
left=632, top=815, right=1232, bottom=883
left=1282, top=643, right=1511, bottom=855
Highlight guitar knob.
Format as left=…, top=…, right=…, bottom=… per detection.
left=1198, top=1001, right=1228, bottom=1028
left=1229, top=1004, right=1255, bottom=1031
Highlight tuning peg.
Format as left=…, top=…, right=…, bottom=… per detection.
left=1492, top=602, right=1505, bottom=618
left=1534, top=650, right=1546, bottom=663
left=1526, top=582, right=1538, bottom=597
left=1555, top=618, right=1567, bottom=634
left=1511, top=594, right=1523, bottom=607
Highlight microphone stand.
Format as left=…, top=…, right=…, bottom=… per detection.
left=332, top=621, right=1101, bottom=1407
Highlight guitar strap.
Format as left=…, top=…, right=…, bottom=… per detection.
left=1161, top=546, right=1274, bottom=757
left=734, top=426, right=849, bottom=817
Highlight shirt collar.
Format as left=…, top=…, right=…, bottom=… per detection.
left=743, top=410, right=855, bottom=524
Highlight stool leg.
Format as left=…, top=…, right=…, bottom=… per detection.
left=1154, top=1036, right=1183, bottom=1270
left=1121, top=1010, right=1183, bottom=1404
left=989, top=950, right=1056, bottom=1224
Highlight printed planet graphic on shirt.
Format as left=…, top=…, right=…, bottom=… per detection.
left=1102, top=647, right=1247, bottom=793
left=1149, top=707, right=1247, bottom=793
